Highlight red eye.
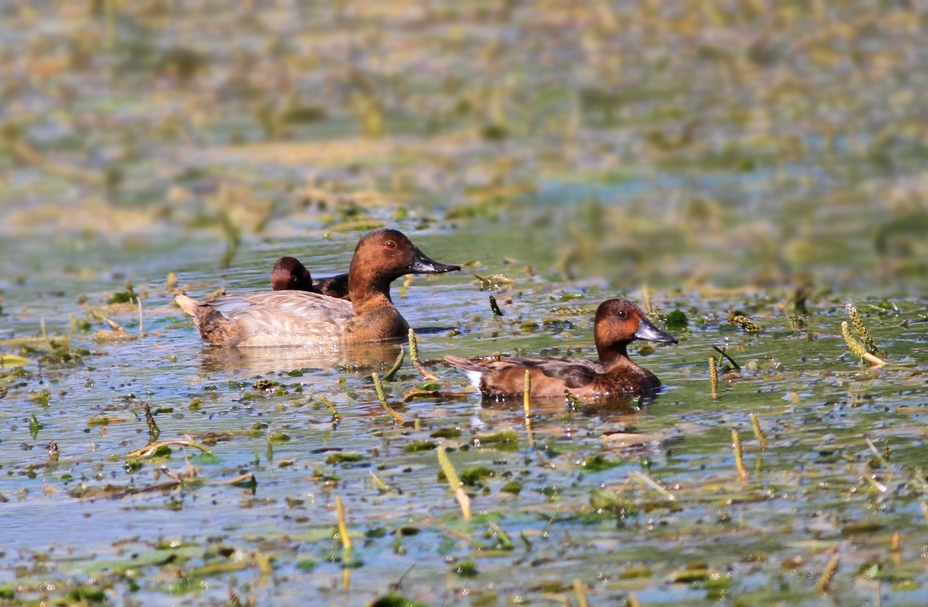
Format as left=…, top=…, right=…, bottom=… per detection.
left=385, top=241, right=396, bottom=249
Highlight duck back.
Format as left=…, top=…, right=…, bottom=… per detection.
left=177, top=291, right=353, bottom=347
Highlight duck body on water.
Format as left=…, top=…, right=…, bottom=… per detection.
left=176, top=229, right=460, bottom=347
left=445, top=299, right=677, bottom=401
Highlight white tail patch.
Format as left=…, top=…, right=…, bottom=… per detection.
left=464, top=370, right=483, bottom=391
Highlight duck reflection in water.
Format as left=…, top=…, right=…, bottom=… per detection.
left=194, top=341, right=405, bottom=375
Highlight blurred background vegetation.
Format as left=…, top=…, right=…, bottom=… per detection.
left=2, top=6, right=928, bottom=605
left=2, top=0, right=928, bottom=293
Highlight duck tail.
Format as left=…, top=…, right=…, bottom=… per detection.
left=174, top=294, right=201, bottom=317
left=174, top=293, right=241, bottom=346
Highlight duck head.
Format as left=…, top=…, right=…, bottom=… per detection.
left=271, top=256, right=313, bottom=291
left=348, top=228, right=461, bottom=298
left=594, top=298, right=678, bottom=362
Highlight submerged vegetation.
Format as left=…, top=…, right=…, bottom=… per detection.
left=1, top=1, right=928, bottom=606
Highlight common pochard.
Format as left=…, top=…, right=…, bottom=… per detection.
left=177, top=229, right=460, bottom=346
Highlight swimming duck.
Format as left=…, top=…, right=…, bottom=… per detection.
left=445, top=298, right=677, bottom=400
left=271, top=256, right=350, bottom=300
left=176, top=228, right=460, bottom=347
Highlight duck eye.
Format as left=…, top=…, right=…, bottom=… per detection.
left=385, top=241, right=396, bottom=249
left=617, top=310, right=628, bottom=319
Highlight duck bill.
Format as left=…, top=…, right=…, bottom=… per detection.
left=408, top=247, right=461, bottom=274
left=635, top=316, right=678, bottom=344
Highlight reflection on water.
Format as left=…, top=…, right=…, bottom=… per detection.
left=478, top=393, right=648, bottom=416
left=195, top=340, right=404, bottom=375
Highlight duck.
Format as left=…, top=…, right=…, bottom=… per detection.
left=176, top=228, right=460, bottom=347
left=271, top=256, right=350, bottom=300
left=445, top=298, right=677, bottom=401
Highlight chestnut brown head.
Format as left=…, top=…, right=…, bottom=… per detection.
left=271, top=256, right=313, bottom=291
left=348, top=228, right=460, bottom=295
left=594, top=299, right=677, bottom=360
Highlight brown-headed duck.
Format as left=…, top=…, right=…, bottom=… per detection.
left=445, top=298, right=677, bottom=401
left=271, top=256, right=350, bottom=300
left=176, top=228, right=460, bottom=347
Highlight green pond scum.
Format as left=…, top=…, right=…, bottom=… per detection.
left=1, top=1, right=928, bottom=606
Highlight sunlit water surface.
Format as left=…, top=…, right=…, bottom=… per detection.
left=2, top=215, right=927, bottom=606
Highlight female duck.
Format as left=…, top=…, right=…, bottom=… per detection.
left=271, top=256, right=350, bottom=299
left=177, top=229, right=460, bottom=347
left=445, top=298, right=677, bottom=400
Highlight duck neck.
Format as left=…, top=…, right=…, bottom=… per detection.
left=596, top=342, right=631, bottom=370
left=348, top=270, right=394, bottom=317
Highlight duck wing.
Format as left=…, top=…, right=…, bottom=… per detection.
left=507, top=356, right=600, bottom=389
left=198, top=291, right=354, bottom=346
left=445, top=355, right=600, bottom=390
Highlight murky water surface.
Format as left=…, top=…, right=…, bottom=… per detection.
left=3, top=223, right=927, bottom=607
left=2, top=2, right=928, bottom=606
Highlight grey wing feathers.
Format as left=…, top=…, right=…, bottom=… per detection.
left=208, top=292, right=349, bottom=318
left=207, top=295, right=256, bottom=316
left=207, top=291, right=353, bottom=344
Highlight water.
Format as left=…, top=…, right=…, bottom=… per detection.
left=2, top=221, right=927, bottom=605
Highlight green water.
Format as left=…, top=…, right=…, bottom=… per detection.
left=3, top=221, right=927, bottom=606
